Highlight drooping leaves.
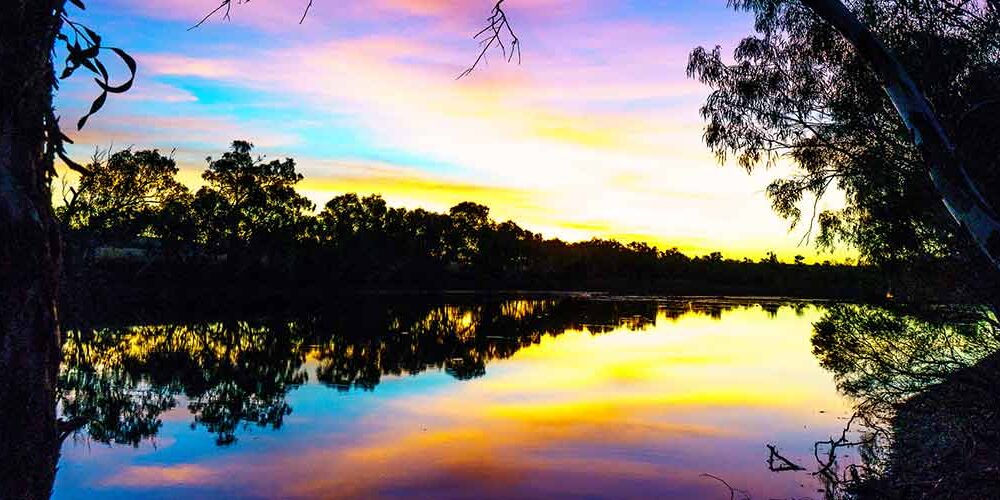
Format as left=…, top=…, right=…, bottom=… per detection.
left=55, top=2, right=138, bottom=148
left=688, top=0, right=1000, bottom=272
left=76, top=90, right=106, bottom=130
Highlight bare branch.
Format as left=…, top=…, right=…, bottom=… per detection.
left=699, top=473, right=751, bottom=500
left=299, top=0, right=314, bottom=24
left=189, top=0, right=316, bottom=30
left=189, top=0, right=234, bottom=31
left=766, top=444, right=807, bottom=472
left=188, top=0, right=518, bottom=80
left=458, top=0, right=521, bottom=79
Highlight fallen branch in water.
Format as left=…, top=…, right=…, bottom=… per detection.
left=814, top=414, right=873, bottom=485
left=766, top=444, right=807, bottom=472
left=768, top=412, right=883, bottom=499
left=700, top=473, right=751, bottom=500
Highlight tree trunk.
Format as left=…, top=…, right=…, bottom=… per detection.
left=801, top=0, right=1000, bottom=272
left=0, top=2, right=67, bottom=499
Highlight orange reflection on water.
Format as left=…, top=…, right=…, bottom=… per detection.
left=78, top=303, right=851, bottom=499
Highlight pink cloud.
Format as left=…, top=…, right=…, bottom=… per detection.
left=68, top=113, right=299, bottom=152
left=141, top=54, right=240, bottom=78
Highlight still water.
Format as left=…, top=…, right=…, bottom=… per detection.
left=53, top=297, right=855, bottom=499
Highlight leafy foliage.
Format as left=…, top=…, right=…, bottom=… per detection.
left=193, top=141, right=315, bottom=262
left=687, top=0, right=1000, bottom=275
left=57, top=148, right=191, bottom=254
left=52, top=0, right=136, bottom=173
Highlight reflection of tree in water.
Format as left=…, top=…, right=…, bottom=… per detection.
left=59, top=298, right=792, bottom=448
left=60, top=320, right=310, bottom=445
left=814, top=305, right=999, bottom=420
left=774, top=303, right=1000, bottom=499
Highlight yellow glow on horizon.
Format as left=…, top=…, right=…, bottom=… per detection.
left=113, top=37, right=856, bottom=261
left=54, top=155, right=853, bottom=261
left=293, top=170, right=854, bottom=261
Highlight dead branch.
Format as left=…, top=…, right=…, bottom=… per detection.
left=766, top=444, right=808, bottom=472
left=813, top=414, right=875, bottom=486
left=457, top=0, right=521, bottom=79
left=700, top=473, right=751, bottom=500
left=299, top=0, right=314, bottom=24
left=189, top=0, right=316, bottom=30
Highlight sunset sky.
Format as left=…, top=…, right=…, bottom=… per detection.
left=56, top=0, right=849, bottom=260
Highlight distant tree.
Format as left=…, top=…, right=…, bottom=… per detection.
left=480, top=219, right=535, bottom=279
left=761, top=251, right=779, bottom=265
left=446, top=202, right=493, bottom=270
left=316, top=193, right=407, bottom=281
left=403, top=208, right=450, bottom=261
left=194, top=141, right=314, bottom=264
left=149, top=196, right=198, bottom=262
left=57, top=148, right=190, bottom=258
left=318, top=193, right=390, bottom=244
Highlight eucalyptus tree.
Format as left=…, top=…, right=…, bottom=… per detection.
left=193, top=141, right=314, bottom=265
left=687, top=0, right=1000, bottom=283
left=57, top=148, right=191, bottom=259
left=802, top=0, right=1000, bottom=267
left=2, top=4, right=137, bottom=497
left=446, top=201, right=493, bottom=270
left=315, top=193, right=411, bottom=281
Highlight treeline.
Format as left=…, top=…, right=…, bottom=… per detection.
left=57, top=141, right=882, bottom=303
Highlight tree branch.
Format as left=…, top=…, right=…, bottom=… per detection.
left=189, top=0, right=316, bottom=30
left=458, top=0, right=521, bottom=79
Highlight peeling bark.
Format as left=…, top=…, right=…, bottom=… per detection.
left=801, top=0, right=1000, bottom=272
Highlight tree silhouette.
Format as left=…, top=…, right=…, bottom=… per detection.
left=44, top=139, right=879, bottom=307
left=687, top=0, right=1000, bottom=304
left=193, top=141, right=314, bottom=266
left=445, top=202, right=492, bottom=272
left=57, top=148, right=191, bottom=262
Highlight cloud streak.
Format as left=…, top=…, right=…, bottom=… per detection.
left=55, top=0, right=850, bottom=259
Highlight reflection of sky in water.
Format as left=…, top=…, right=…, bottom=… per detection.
left=54, top=304, right=852, bottom=499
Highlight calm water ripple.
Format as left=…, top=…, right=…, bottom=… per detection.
left=53, top=297, right=855, bottom=499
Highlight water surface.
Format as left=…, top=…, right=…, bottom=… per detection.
left=54, top=297, right=853, bottom=499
